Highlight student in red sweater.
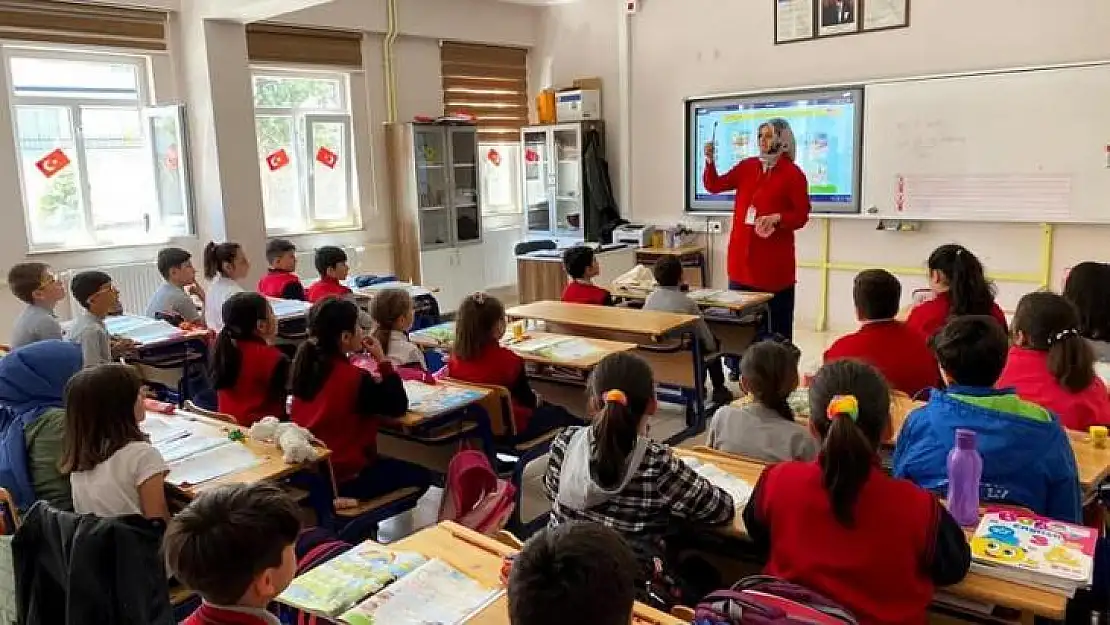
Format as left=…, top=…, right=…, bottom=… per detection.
left=211, top=293, right=288, bottom=426
left=290, top=297, right=429, bottom=502
left=447, top=292, right=585, bottom=440
left=256, top=239, right=306, bottom=301
left=997, top=291, right=1110, bottom=431
left=165, top=483, right=301, bottom=625
left=824, top=269, right=940, bottom=398
left=305, top=246, right=353, bottom=303
left=743, top=360, right=970, bottom=624
left=906, top=244, right=1007, bottom=338
left=561, top=246, right=613, bottom=306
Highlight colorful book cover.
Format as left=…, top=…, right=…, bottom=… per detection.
left=403, top=381, right=484, bottom=416
left=412, top=322, right=456, bottom=345
left=338, top=558, right=502, bottom=625
left=970, top=508, right=1096, bottom=586
left=278, top=543, right=427, bottom=617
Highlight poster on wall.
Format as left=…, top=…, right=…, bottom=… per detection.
left=817, top=0, right=860, bottom=37
left=863, top=0, right=910, bottom=31
left=774, top=0, right=816, bottom=44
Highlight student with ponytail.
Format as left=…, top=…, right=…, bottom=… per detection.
left=997, top=291, right=1110, bottom=431
left=906, top=244, right=1007, bottom=338
left=369, top=288, right=425, bottom=370
left=743, top=360, right=969, bottom=625
left=289, top=297, right=428, bottom=502
left=543, top=352, right=734, bottom=596
left=211, top=293, right=288, bottom=426
left=202, top=241, right=250, bottom=331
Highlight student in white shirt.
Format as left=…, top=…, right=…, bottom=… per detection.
left=369, top=288, right=427, bottom=369
left=203, top=241, right=250, bottom=331
left=62, top=364, right=170, bottom=520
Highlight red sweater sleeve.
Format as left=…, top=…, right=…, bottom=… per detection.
left=779, top=164, right=811, bottom=231
left=703, top=160, right=741, bottom=194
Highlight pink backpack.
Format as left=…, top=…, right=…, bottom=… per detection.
left=438, top=450, right=516, bottom=534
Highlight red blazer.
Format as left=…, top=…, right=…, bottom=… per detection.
left=447, top=343, right=532, bottom=432
left=751, top=461, right=944, bottom=625
left=182, top=604, right=275, bottom=625
left=905, top=291, right=1008, bottom=338
left=257, top=269, right=302, bottom=299
left=996, top=346, right=1110, bottom=431
left=561, top=281, right=612, bottom=306
left=306, top=277, right=351, bottom=303
left=703, top=157, right=810, bottom=292
left=824, top=320, right=940, bottom=399
left=216, top=340, right=287, bottom=427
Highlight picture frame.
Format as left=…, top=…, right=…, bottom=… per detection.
left=861, top=0, right=910, bottom=32
left=773, top=0, right=816, bottom=45
left=816, top=0, right=861, bottom=37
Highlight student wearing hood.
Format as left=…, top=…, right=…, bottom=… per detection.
left=703, top=118, right=811, bottom=340
left=0, top=340, right=84, bottom=511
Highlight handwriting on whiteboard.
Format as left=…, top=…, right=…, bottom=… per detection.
left=894, top=120, right=968, bottom=159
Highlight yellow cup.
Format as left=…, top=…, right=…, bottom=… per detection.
left=1090, top=425, right=1108, bottom=449
left=512, top=321, right=525, bottom=341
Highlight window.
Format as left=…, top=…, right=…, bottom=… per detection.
left=7, top=49, right=191, bottom=250
left=252, top=69, right=357, bottom=233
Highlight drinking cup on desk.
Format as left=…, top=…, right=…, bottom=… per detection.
left=511, top=321, right=525, bottom=341
left=1090, top=425, right=1108, bottom=449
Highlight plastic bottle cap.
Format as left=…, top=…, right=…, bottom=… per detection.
left=954, top=428, right=977, bottom=450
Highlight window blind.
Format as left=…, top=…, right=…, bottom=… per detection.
left=441, top=42, right=528, bottom=143
left=246, top=24, right=363, bottom=68
left=0, top=1, right=166, bottom=51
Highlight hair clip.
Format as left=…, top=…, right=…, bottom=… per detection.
left=827, top=395, right=859, bottom=422
left=603, top=389, right=628, bottom=406
left=1049, top=328, right=1079, bottom=346
left=472, top=292, right=487, bottom=305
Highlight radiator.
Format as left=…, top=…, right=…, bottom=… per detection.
left=57, top=262, right=165, bottom=322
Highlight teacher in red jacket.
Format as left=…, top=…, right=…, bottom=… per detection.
left=703, top=118, right=810, bottom=340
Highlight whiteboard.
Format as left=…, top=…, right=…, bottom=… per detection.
left=861, top=64, right=1110, bottom=223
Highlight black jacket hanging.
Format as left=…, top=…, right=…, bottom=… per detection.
left=582, top=128, right=625, bottom=243
left=13, top=501, right=173, bottom=625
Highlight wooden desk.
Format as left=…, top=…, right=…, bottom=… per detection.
left=160, top=412, right=333, bottom=499
left=390, top=522, right=684, bottom=625
left=608, top=285, right=773, bottom=315
left=672, top=449, right=1068, bottom=622
left=516, top=246, right=636, bottom=305
left=635, top=245, right=707, bottom=287
left=506, top=301, right=697, bottom=343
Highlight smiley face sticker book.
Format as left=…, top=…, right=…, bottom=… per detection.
left=969, top=508, right=1096, bottom=593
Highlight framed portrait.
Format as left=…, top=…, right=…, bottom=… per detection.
left=817, top=0, right=860, bottom=37
left=774, top=0, right=816, bottom=44
left=862, top=0, right=910, bottom=31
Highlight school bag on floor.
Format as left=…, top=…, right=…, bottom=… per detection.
left=438, top=450, right=516, bottom=535
left=694, top=575, right=857, bottom=625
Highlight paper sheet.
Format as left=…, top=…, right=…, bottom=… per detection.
left=268, top=298, right=312, bottom=320
left=105, top=315, right=183, bottom=346
left=141, top=415, right=191, bottom=446
left=682, top=458, right=754, bottom=508
left=339, top=558, right=502, bottom=625
left=166, top=442, right=260, bottom=486
left=156, top=433, right=231, bottom=463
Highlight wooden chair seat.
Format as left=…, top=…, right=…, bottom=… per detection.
left=510, top=428, right=562, bottom=454
left=335, top=486, right=423, bottom=519
left=494, top=529, right=524, bottom=550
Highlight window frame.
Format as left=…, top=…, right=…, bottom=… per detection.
left=4, top=45, right=192, bottom=252
left=250, top=66, right=359, bottom=235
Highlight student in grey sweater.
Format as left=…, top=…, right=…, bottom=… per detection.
left=643, top=257, right=733, bottom=406
left=8, top=262, right=65, bottom=349
left=708, top=341, right=818, bottom=463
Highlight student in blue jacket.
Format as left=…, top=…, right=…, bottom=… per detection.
left=892, top=315, right=1082, bottom=523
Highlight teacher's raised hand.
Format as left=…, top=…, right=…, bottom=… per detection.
left=704, top=141, right=715, bottom=163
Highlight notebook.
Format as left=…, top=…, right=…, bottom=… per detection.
left=680, top=457, right=754, bottom=508
left=970, top=508, right=1096, bottom=595
left=338, top=558, right=502, bottom=625
left=278, top=542, right=428, bottom=618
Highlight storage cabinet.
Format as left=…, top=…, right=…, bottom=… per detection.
left=521, top=121, right=605, bottom=241
left=386, top=123, right=485, bottom=314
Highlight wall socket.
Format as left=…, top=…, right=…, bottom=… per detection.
left=707, top=220, right=723, bottom=233
left=682, top=217, right=725, bottom=234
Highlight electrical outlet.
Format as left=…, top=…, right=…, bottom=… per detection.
left=707, top=220, right=723, bottom=234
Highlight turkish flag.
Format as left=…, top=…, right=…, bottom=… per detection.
left=487, top=148, right=501, bottom=167
left=266, top=149, right=290, bottom=172
left=35, top=149, right=71, bottom=178
left=316, top=146, right=338, bottom=169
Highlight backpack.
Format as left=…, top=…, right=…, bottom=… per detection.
left=438, top=450, right=516, bottom=534
left=694, top=576, right=857, bottom=625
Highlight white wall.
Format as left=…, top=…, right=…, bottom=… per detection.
left=536, top=0, right=1110, bottom=330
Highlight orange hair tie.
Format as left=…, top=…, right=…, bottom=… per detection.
left=603, top=389, right=628, bottom=406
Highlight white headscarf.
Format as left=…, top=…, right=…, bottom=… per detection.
left=758, top=118, right=797, bottom=170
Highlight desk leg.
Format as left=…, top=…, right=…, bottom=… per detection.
left=468, top=404, right=497, bottom=465
left=697, top=252, right=708, bottom=288
left=689, top=331, right=707, bottom=432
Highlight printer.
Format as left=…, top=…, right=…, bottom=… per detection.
left=612, top=224, right=656, bottom=247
